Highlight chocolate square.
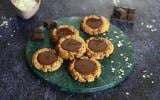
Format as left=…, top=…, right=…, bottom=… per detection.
left=32, top=33, right=44, bottom=41
left=113, top=7, right=128, bottom=20
left=128, top=8, right=135, bottom=14
left=127, top=14, right=135, bottom=21
left=32, top=28, right=44, bottom=41
left=43, top=19, right=57, bottom=29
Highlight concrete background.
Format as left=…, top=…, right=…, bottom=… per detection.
left=0, top=0, right=160, bottom=100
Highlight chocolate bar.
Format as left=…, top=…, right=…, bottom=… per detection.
left=32, top=28, right=44, bottom=41
left=32, top=33, right=44, bottom=41
left=43, top=19, right=57, bottom=29
left=111, top=6, right=136, bottom=23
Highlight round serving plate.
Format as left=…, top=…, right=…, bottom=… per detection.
left=26, top=16, right=133, bottom=93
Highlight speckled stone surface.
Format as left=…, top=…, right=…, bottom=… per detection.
left=0, top=0, right=160, bottom=100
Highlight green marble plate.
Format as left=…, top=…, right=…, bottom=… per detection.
left=26, top=17, right=133, bottom=93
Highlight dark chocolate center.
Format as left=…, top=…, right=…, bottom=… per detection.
left=88, top=39, right=107, bottom=52
left=86, top=18, right=102, bottom=29
left=61, top=39, right=81, bottom=52
left=74, top=59, right=97, bottom=75
left=57, top=28, right=74, bottom=39
left=37, top=51, right=57, bottom=65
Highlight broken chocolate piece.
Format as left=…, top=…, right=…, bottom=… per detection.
left=111, top=6, right=136, bottom=23
left=114, top=7, right=128, bottom=19
left=32, top=33, right=44, bottom=41
left=128, top=8, right=135, bottom=14
left=43, top=19, right=57, bottom=29
left=127, top=14, right=135, bottom=21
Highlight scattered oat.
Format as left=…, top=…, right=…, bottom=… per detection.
left=118, top=75, right=122, bottom=78
left=120, top=69, right=124, bottom=73
left=151, top=28, right=157, bottom=32
left=146, top=25, right=150, bottom=28
left=120, top=53, right=124, bottom=56
left=116, top=36, right=120, bottom=38
left=111, top=68, right=115, bottom=73
left=142, top=70, right=147, bottom=73
left=10, top=34, right=14, bottom=37
left=113, top=31, right=117, bottom=33
left=117, top=41, right=123, bottom=47
left=125, top=57, right=128, bottom=61
left=152, top=19, right=156, bottom=23
left=146, top=75, right=150, bottom=78
left=111, top=60, right=114, bottom=63
left=142, top=75, right=146, bottom=78
left=141, top=22, right=144, bottom=26
left=7, top=43, right=10, bottom=46
left=125, top=92, right=130, bottom=95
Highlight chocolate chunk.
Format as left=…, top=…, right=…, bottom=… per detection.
left=37, top=51, right=58, bottom=65
left=32, top=28, right=44, bottom=41
left=43, top=19, right=57, bottom=29
left=86, top=18, right=102, bottom=28
left=61, top=39, right=81, bottom=52
left=127, top=14, right=135, bottom=21
left=32, top=33, right=44, bottom=41
left=74, top=59, right=97, bottom=75
left=111, top=6, right=136, bottom=23
left=88, top=39, right=107, bottom=52
left=114, top=7, right=128, bottom=19
left=128, top=8, right=135, bottom=14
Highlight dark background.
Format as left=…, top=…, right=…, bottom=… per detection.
left=0, top=0, right=160, bottom=100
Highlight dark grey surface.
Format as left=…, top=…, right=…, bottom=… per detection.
left=0, top=0, right=160, bottom=100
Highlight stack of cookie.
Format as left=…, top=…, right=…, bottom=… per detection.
left=32, top=15, right=114, bottom=82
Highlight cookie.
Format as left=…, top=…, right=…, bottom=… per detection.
left=57, top=35, right=86, bottom=60
left=51, top=24, right=79, bottom=42
left=32, top=48, right=63, bottom=72
left=68, top=57, right=101, bottom=82
left=86, top=37, right=114, bottom=59
left=81, top=15, right=110, bottom=35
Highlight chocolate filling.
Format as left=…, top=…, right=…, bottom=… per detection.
left=74, top=59, right=97, bottom=75
left=88, top=39, right=107, bottom=52
left=86, top=18, right=103, bottom=29
left=61, top=39, right=81, bottom=52
left=56, top=28, right=74, bottom=39
left=37, top=51, right=57, bottom=65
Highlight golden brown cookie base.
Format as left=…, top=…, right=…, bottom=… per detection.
left=51, top=24, right=79, bottom=43
left=86, top=37, right=114, bottom=59
left=32, top=48, right=63, bottom=72
left=68, top=57, right=101, bottom=82
left=57, top=35, right=86, bottom=60
left=81, top=15, right=110, bottom=35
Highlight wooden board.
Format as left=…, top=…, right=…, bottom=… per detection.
left=26, top=17, right=133, bottom=93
